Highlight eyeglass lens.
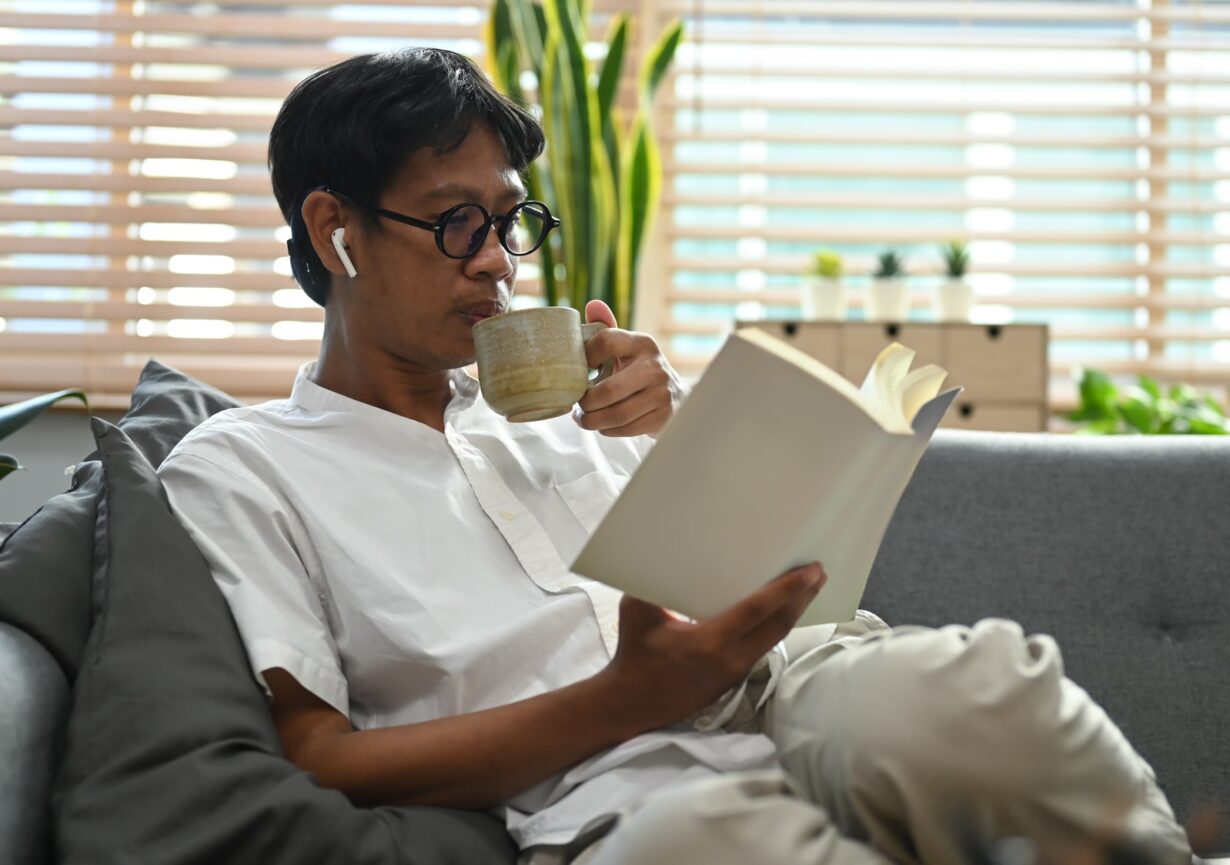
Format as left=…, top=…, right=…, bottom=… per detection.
left=443, top=203, right=550, bottom=258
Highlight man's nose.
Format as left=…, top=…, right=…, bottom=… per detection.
left=466, top=223, right=514, bottom=280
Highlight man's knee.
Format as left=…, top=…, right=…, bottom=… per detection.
left=769, top=619, right=1172, bottom=846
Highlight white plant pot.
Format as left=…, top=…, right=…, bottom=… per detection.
left=801, top=275, right=847, bottom=320
left=934, top=277, right=973, bottom=322
left=867, top=277, right=908, bottom=322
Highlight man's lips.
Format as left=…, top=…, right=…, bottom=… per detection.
left=460, top=306, right=503, bottom=326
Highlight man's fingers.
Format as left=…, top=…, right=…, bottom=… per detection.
left=583, top=329, right=656, bottom=380
left=584, top=298, right=618, bottom=329
left=705, top=563, right=825, bottom=644
left=580, top=353, right=671, bottom=412
left=737, top=577, right=824, bottom=660
left=599, top=406, right=671, bottom=438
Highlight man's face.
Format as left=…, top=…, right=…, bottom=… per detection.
left=336, top=123, right=526, bottom=371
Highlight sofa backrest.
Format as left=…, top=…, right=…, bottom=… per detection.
left=868, top=430, right=1230, bottom=854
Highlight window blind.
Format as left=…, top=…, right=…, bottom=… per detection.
left=650, top=0, right=1230, bottom=412
left=0, top=0, right=636, bottom=407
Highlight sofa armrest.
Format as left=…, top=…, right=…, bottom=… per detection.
left=0, top=621, right=70, bottom=865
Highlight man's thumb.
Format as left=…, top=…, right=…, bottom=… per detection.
left=585, top=299, right=618, bottom=329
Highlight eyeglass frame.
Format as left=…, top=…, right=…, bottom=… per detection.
left=321, top=187, right=561, bottom=260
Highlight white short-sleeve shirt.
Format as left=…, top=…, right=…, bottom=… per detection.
left=159, top=363, right=779, bottom=849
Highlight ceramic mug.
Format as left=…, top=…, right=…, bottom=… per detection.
left=472, top=306, right=614, bottom=422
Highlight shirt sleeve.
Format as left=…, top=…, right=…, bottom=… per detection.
left=159, top=448, right=350, bottom=717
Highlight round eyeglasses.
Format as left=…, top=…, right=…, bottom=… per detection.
left=323, top=188, right=560, bottom=260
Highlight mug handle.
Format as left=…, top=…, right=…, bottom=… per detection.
left=580, top=321, right=615, bottom=387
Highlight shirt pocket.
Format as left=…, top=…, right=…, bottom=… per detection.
left=555, top=470, right=631, bottom=534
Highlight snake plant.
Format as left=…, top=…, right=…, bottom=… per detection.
left=486, top=0, right=682, bottom=327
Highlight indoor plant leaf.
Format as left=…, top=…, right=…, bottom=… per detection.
left=0, top=388, right=88, bottom=441
left=0, top=453, right=20, bottom=480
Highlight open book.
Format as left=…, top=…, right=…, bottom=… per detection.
left=571, top=328, right=961, bottom=626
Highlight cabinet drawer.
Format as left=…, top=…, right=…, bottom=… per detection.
left=943, top=324, right=1047, bottom=403
left=736, top=321, right=841, bottom=369
left=841, top=323, right=944, bottom=384
left=944, top=400, right=1048, bottom=432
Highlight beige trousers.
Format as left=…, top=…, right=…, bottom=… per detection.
left=535, top=615, right=1192, bottom=865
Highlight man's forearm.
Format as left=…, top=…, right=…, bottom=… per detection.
left=292, top=669, right=640, bottom=810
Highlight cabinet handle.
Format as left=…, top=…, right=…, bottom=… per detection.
left=959, top=403, right=975, bottom=419
left=783, top=322, right=798, bottom=337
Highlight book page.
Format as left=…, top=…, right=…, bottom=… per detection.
left=858, top=342, right=918, bottom=433
left=900, top=364, right=948, bottom=424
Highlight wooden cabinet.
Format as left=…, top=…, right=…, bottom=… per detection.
left=734, top=321, right=1050, bottom=432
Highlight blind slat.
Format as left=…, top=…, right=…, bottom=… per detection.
left=0, top=300, right=323, bottom=323
left=663, top=161, right=1230, bottom=183
left=0, top=204, right=284, bottom=227
left=661, top=193, right=1221, bottom=214
left=0, top=11, right=476, bottom=40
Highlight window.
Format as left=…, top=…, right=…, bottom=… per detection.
left=0, top=0, right=630, bottom=406
left=5, top=0, right=1230, bottom=415
left=651, top=0, right=1230, bottom=412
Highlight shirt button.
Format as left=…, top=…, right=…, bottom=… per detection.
left=499, top=509, right=517, bottom=521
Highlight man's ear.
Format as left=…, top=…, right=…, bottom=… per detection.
left=301, top=190, right=352, bottom=278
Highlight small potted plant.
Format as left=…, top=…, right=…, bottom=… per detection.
left=801, top=249, right=846, bottom=320
left=935, top=239, right=973, bottom=322
left=867, top=249, right=908, bottom=322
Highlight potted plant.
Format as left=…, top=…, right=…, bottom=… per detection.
left=935, top=239, right=973, bottom=322
left=801, top=249, right=845, bottom=320
left=487, top=0, right=682, bottom=328
left=1, top=389, right=88, bottom=481
left=867, top=249, right=908, bottom=322
left=1068, top=369, right=1230, bottom=435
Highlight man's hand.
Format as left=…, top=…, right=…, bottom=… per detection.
left=574, top=299, right=688, bottom=438
left=597, top=562, right=827, bottom=736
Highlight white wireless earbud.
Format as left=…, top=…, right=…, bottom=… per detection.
left=331, top=227, right=358, bottom=278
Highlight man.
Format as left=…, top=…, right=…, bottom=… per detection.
left=159, top=48, right=1191, bottom=865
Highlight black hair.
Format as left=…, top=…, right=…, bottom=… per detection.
left=268, top=48, right=545, bottom=306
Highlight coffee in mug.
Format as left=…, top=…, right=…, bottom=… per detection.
left=471, top=306, right=614, bottom=422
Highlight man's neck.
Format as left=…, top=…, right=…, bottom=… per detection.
left=311, top=337, right=454, bottom=434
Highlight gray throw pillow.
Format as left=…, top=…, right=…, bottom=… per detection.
left=0, top=463, right=100, bottom=679
left=83, top=359, right=242, bottom=468
left=53, top=419, right=517, bottom=864
left=0, top=360, right=241, bottom=680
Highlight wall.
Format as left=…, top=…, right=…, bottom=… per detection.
left=1, top=410, right=123, bottom=524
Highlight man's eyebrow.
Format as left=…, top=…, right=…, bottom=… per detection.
left=419, top=183, right=527, bottom=204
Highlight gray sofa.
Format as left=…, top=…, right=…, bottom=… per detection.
left=3, top=428, right=1228, bottom=862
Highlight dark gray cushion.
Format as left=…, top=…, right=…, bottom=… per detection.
left=52, top=418, right=516, bottom=864
left=867, top=430, right=1230, bottom=855
left=84, top=359, right=242, bottom=469
left=0, top=360, right=243, bottom=681
left=0, top=622, right=70, bottom=865
left=0, top=464, right=99, bottom=679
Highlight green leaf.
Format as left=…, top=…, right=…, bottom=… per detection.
left=640, top=19, right=683, bottom=105
left=597, top=15, right=628, bottom=121
left=0, top=388, right=88, bottom=441
left=0, top=453, right=21, bottom=481
left=1138, top=375, right=1162, bottom=402
left=616, top=115, right=658, bottom=327
left=1186, top=416, right=1230, bottom=435
left=1076, top=369, right=1117, bottom=415
left=1201, top=394, right=1227, bottom=416
left=1118, top=395, right=1155, bottom=434
left=1074, top=418, right=1122, bottom=436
